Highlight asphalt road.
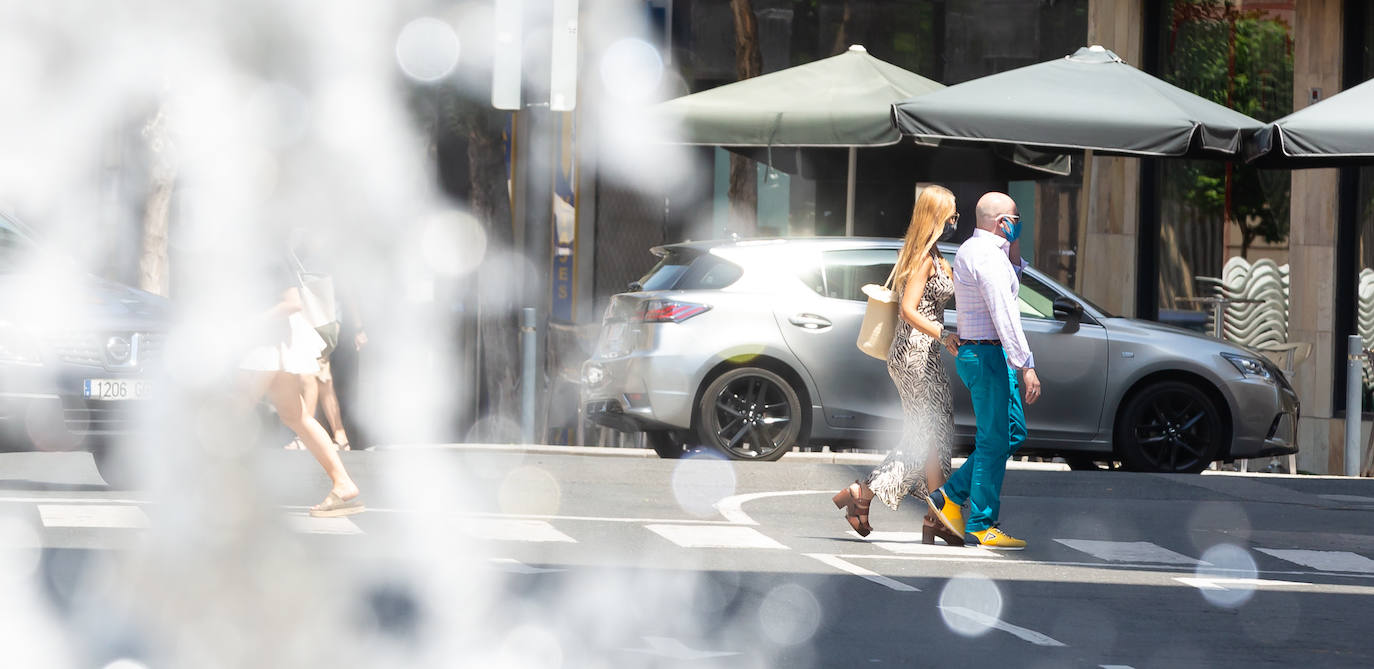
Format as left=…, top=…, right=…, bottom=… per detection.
left=3, top=447, right=1373, bottom=668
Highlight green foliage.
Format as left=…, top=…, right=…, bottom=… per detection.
left=1162, top=0, right=1293, bottom=256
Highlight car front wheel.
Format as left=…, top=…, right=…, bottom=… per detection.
left=1115, top=381, right=1224, bottom=474
left=696, top=367, right=802, bottom=462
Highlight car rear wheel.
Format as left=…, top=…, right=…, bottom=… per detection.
left=696, top=367, right=802, bottom=462
left=1115, top=381, right=1224, bottom=474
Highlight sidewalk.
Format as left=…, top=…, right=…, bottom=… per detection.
left=367, top=442, right=1074, bottom=471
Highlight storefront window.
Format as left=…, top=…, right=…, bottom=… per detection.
left=1353, top=3, right=1374, bottom=408
left=1154, top=1, right=1294, bottom=332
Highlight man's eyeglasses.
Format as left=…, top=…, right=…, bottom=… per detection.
left=1000, top=214, right=1021, bottom=223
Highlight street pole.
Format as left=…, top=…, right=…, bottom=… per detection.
left=514, top=3, right=554, bottom=444
left=1346, top=335, right=1363, bottom=476
left=521, top=307, right=537, bottom=443
left=844, top=146, right=856, bottom=236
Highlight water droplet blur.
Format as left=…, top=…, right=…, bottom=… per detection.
left=501, top=624, right=564, bottom=668
left=599, top=38, right=663, bottom=103
left=1195, top=543, right=1259, bottom=608
left=671, top=451, right=737, bottom=517
left=395, top=18, right=460, bottom=82
left=103, top=660, right=150, bottom=669
left=499, top=466, right=561, bottom=516
left=420, top=210, right=487, bottom=276
left=0, top=515, right=42, bottom=585
left=938, top=573, right=1005, bottom=637
left=758, top=583, right=821, bottom=647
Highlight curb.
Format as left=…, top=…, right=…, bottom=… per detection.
left=365, top=442, right=1072, bottom=471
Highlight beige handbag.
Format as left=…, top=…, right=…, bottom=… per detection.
left=856, top=266, right=899, bottom=360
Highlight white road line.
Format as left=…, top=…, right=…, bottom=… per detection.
left=804, top=553, right=920, bottom=592
left=938, top=606, right=1066, bottom=646
left=646, top=524, right=788, bottom=549
left=1055, top=539, right=1204, bottom=565
left=854, top=530, right=1004, bottom=557
left=285, top=514, right=364, bottom=535
left=461, top=519, right=576, bottom=543
left=489, top=558, right=565, bottom=574
left=712, top=490, right=832, bottom=525
left=1256, top=548, right=1374, bottom=574
left=0, top=496, right=150, bottom=505
left=1174, top=576, right=1307, bottom=591
left=830, top=553, right=1374, bottom=581
left=37, top=504, right=149, bottom=529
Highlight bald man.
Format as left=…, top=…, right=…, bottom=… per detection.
left=926, top=192, right=1041, bottom=550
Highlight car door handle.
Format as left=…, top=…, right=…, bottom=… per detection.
left=788, top=314, right=832, bottom=330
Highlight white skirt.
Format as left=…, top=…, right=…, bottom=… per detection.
left=239, top=313, right=326, bottom=374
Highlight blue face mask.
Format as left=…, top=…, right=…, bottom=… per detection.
left=999, top=215, right=1022, bottom=243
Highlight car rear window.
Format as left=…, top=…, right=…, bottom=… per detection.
left=801, top=248, right=897, bottom=301
left=637, top=250, right=742, bottom=291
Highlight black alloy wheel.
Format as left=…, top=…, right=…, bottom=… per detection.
left=696, top=367, right=802, bottom=462
left=1116, top=381, right=1224, bottom=474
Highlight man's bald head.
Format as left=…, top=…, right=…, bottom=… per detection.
left=975, top=192, right=1018, bottom=232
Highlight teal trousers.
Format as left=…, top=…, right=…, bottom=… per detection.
left=945, top=343, right=1027, bottom=533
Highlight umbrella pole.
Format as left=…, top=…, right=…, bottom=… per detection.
left=845, top=146, right=857, bottom=236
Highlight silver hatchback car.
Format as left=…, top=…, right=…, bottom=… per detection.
left=581, top=238, right=1299, bottom=473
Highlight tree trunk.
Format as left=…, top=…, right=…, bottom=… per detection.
left=728, top=0, right=762, bottom=237
left=139, top=108, right=175, bottom=296
left=465, top=109, right=522, bottom=441
left=830, top=1, right=854, bottom=55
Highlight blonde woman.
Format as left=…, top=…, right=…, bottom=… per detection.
left=833, top=185, right=962, bottom=545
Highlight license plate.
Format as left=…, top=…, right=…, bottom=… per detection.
left=83, top=379, right=152, bottom=401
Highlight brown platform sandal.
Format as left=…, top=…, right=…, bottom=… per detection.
left=832, top=481, right=873, bottom=537
left=922, top=511, right=965, bottom=546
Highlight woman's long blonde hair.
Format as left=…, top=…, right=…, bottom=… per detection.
left=891, top=184, right=955, bottom=289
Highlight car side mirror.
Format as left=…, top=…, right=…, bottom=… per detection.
left=1053, top=296, right=1083, bottom=333
left=628, top=280, right=644, bottom=292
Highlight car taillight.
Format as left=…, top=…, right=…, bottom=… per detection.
left=641, top=299, right=710, bottom=323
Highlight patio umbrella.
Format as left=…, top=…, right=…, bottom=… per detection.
left=655, top=45, right=1068, bottom=235
left=890, top=45, right=1266, bottom=159
left=1246, top=76, right=1374, bottom=168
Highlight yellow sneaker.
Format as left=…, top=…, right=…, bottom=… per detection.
left=967, top=525, right=1027, bottom=551
left=926, top=488, right=964, bottom=538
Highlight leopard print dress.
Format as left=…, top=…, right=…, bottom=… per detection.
left=863, top=252, right=956, bottom=510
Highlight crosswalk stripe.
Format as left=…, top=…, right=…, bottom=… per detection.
left=806, top=553, right=919, bottom=592
left=461, top=519, right=577, bottom=543
left=1255, top=548, right=1374, bottom=574
left=646, top=524, right=787, bottom=549
left=286, top=514, right=364, bottom=535
left=1055, top=539, right=1203, bottom=565
left=37, top=504, right=149, bottom=529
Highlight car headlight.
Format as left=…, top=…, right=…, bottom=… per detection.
left=0, top=321, right=42, bottom=365
left=582, top=362, right=606, bottom=388
left=1221, top=352, right=1273, bottom=382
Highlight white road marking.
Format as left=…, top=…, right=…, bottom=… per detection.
left=37, top=504, right=149, bottom=529
left=1256, top=548, right=1374, bottom=574
left=805, top=553, right=920, bottom=592
left=1174, top=576, right=1307, bottom=591
left=461, top=519, right=576, bottom=543
left=621, top=636, right=740, bottom=660
left=1055, top=539, right=1205, bottom=565
left=0, top=496, right=150, bottom=505
left=854, top=530, right=1005, bottom=557
left=938, top=606, right=1066, bottom=646
left=646, top=524, right=787, bottom=549
left=1100, top=665, right=1137, bottom=668
left=489, top=558, right=565, bottom=574
left=285, top=514, right=363, bottom=535
left=712, top=490, right=832, bottom=525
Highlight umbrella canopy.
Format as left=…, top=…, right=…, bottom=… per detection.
left=891, top=45, right=1267, bottom=159
left=1246, top=76, right=1374, bottom=168
left=656, top=45, right=1068, bottom=234
left=657, top=45, right=943, bottom=148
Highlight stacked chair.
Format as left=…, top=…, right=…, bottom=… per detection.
left=1197, top=257, right=1306, bottom=473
